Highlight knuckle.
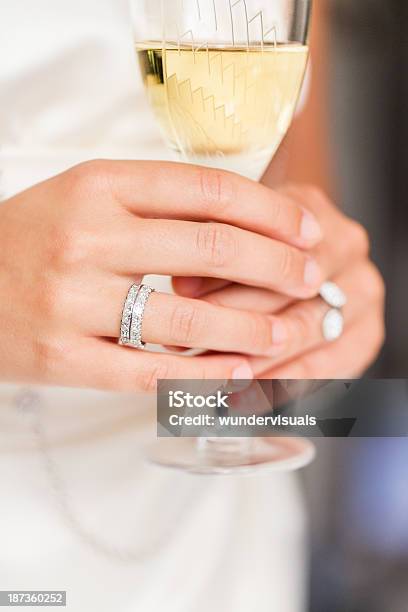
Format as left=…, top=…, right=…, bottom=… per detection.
left=65, top=159, right=112, bottom=197
left=35, top=274, right=65, bottom=322
left=46, top=224, right=92, bottom=271
left=169, top=303, right=204, bottom=344
left=196, top=223, right=237, bottom=269
left=269, top=199, right=286, bottom=230
left=277, top=246, right=298, bottom=282
left=34, top=334, right=70, bottom=382
left=198, top=167, right=235, bottom=215
left=68, top=159, right=109, bottom=186
left=137, top=361, right=172, bottom=393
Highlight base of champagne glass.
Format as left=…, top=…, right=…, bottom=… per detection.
left=173, top=148, right=275, bottom=181
left=146, top=437, right=315, bottom=475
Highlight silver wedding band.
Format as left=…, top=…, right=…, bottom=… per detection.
left=319, top=281, right=347, bottom=342
left=119, top=283, right=155, bottom=349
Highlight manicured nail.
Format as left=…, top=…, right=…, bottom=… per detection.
left=301, top=210, right=323, bottom=243
left=272, top=319, right=288, bottom=344
left=232, top=363, right=254, bottom=381
left=304, top=258, right=322, bottom=288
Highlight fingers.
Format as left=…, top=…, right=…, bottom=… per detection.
left=82, top=285, right=289, bottom=357
left=41, top=336, right=254, bottom=393
left=250, top=261, right=385, bottom=377
left=171, top=186, right=371, bottom=304
left=257, top=313, right=385, bottom=380
left=202, top=284, right=293, bottom=314
left=172, top=225, right=368, bottom=305
left=111, top=219, right=323, bottom=299
left=278, top=184, right=370, bottom=279
left=80, top=262, right=380, bottom=368
left=175, top=256, right=367, bottom=319
left=92, top=160, right=322, bottom=248
left=142, top=294, right=288, bottom=356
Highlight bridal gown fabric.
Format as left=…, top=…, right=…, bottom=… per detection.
left=0, top=1, right=308, bottom=610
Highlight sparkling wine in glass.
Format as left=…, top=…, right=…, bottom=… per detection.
left=130, top=0, right=315, bottom=473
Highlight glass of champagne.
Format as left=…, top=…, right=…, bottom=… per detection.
left=130, top=0, right=315, bottom=473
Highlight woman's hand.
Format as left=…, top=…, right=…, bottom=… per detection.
left=0, top=161, right=325, bottom=391
left=173, top=185, right=386, bottom=379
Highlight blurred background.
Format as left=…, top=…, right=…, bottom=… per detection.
left=286, top=1, right=408, bottom=610
left=329, top=0, right=408, bottom=378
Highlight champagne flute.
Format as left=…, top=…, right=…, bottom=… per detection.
left=130, top=0, right=315, bottom=473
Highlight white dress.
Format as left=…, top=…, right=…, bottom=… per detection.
left=0, top=2, right=308, bottom=610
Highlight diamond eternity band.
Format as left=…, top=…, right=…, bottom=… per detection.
left=119, top=283, right=155, bottom=349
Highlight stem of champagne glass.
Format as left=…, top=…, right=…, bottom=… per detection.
left=197, top=437, right=253, bottom=467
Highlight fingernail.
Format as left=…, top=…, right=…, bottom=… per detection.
left=232, top=363, right=254, bottom=381
left=272, top=319, right=288, bottom=344
left=304, top=258, right=322, bottom=288
left=301, top=210, right=323, bottom=243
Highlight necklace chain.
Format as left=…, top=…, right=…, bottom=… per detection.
left=14, top=388, right=189, bottom=565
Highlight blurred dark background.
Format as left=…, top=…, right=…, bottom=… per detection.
left=304, top=2, right=408, bottom=611
left=330, top=0, right=408, bottom=377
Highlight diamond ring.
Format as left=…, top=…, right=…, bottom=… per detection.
left=319, top=281, right=347, bottom=342
left=119, top=283, right=155, bottom=349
